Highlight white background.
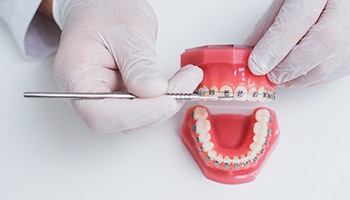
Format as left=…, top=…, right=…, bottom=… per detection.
left=1, top=0, right=350, bottom=199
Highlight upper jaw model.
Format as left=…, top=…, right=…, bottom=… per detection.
left=180, top=45, right=280, bottom=184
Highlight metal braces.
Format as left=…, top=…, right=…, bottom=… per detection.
left=191, top=107, right=273, bottom=171
left=197, top=90, right=276, bottom=100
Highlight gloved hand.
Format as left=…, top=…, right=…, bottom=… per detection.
left=52, top=0, right=203, bottom=133
left=245, top=0, right=350, bottom=88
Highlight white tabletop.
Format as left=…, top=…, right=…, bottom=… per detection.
left=1, top=0, right=350, bottom=199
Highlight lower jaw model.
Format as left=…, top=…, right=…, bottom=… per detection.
left=180, top=45, right=280, bottom=184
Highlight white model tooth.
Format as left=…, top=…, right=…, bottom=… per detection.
left=199, top=132, right=211, bottom=143
left=240, top=155, right=249, bottom=167
left=219, top=85, right=233, bottom=101
left=248, top=151, right=258, bottom=162
left=265, top=90, right=273, bottom=103
left=208, top=86, right=218, bottom=95
left=258, top=87, right=265, bottom=102
left=208, top=150, right=217, bottom=160
left=215, top=154, right=223, bottom=164
left=195, top=119, right=211, bottom=134
left=224, top=156, right=231, bottom=161
left=223, top=156, right=232, bottom=166
left=248, top=87, right=258, bottom=102
left=193, top=107, right=208, bottom=120
left=234, top=86, right=248, bottom=101
left=232, top=156, right=240, bottom=164
left=250, top=143, right=262, bottom=154
left=202, top=141, right=214, bottom=152
left=255, top=109, right=271, bottom=123
left=249, top=142, right=256, bottom=151
left=249, top=142, right=262, bottom=153
left=198, top=86, right=209, bottom=96
left=254, top=135, right=266, bottom=145
left=253, top=122, right=268, bottom=136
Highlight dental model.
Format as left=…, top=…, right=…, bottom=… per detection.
left=181, top=45, right=276, bottom=102
left=180, top=45, right=280, bottom=184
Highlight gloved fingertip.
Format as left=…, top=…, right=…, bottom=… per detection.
left=163, top=96, right=180, bottom=114
left=127, top=75, right=168, bottom=98
left=267, top=72, right=282, bottom=84
left=168, top=65, right=204, bottom=94
left=248, top=55, right=268, bottom=75
left=181, top=64, right=204, bottom=83
left=121, top=96, right=179, bottom=135
left=279, top=82, right=294, bottom=89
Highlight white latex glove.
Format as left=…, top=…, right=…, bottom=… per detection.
left=52, top=0, right=203, bottom=133
left=246, top=0, right=350, bottom=88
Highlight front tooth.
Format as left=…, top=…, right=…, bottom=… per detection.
left=240, top=155, right=249, bottom=167
left=253, top=122, right=268, bottom=136
left=258, top=87, right=265, bottom=102
left=202, top=141, right=214, bottom=152
left=199, top=132, right=211, bottom=143
left=248, top=87, right=258, bottom=102
left=219, top=85, right=233, bottom=101
left=215, top=154, right=224, bottom=165
left=208, top=150, right=217, bottom=160
left=223, top=156, right=232, bottom=168
left=209, top=86, right=218, bottom=96
left=234, top=86, right=248, bottom=101
left=255, top=109, right=271, bottom=123
left=193, top=107, right=208, bottom=120
left=232, top=156, right=240, bottom=168
left=223, top=156, right=231, bottom=162
left=195, top=119, right=211, bottom=134
left=198, top=86, right=209, bottom=96
left=232, top=156, right=240, bottom=163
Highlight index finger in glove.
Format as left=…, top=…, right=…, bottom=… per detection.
left=74, top=65, right=203, bottom=134
left=268, top=0, right=349, bottom=84
left=248, top=0, right=327, bottom=75
left=100, top=0, right=168, bottom=98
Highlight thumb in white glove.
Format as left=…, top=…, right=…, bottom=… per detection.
left=246, top=0, right=350, bottom=88
left=52, top=0, right=203, bottom=133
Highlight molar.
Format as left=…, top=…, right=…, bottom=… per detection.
left=202, top=141, right=214, bottom=152
left=255, top=109, right=271, bottom=123
left=253, top=122, right=268, bottom=136
left=199, top=132, right=211, bottom=143
left=193, top=107, right=208, bottom=120
left=264, top=91, right=274, bottom=102
left=258, top=87, right=266, bottom=102
left=253, top=135, right=266, bottom=145
left=195, top=119, right=211, bottom=134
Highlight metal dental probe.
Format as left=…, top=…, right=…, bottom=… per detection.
left=23, top=92, right=221, bottom=101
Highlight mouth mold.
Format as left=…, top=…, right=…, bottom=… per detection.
left=180, top=45, right=280, bottom=184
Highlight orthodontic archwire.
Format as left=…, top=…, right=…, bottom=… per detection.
left=196, top=90, right=276, bottom=100
left=23, top=92, right=219, bottom=101
left=24, top=91, right=276, bottom=101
